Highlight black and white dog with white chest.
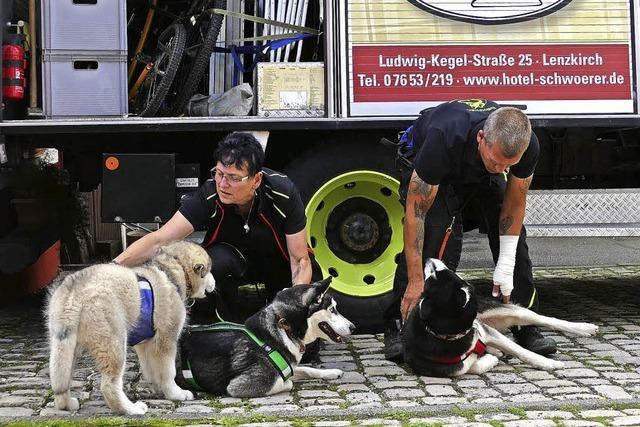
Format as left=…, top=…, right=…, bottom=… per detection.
left=176, top=277, right=356, bottom=397
left=403, top=259, right=599, bottom=377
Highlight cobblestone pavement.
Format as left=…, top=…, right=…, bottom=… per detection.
left=2, top=265, right=640, bottom=426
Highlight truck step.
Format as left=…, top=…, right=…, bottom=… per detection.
left=525, top=189, right=640, bottom=237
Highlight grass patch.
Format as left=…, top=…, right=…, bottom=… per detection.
left=218, top=415, right=278, bottom=426
left=557, top=404, right=580, bottom=415
left=451, top=406, right=477, bottom=421
left=42, top=388, right=54, bottom=404
left=385, top=409, right=412, bottom=422
left=506, top=407, right=527, bottom=418
left=609, top=402, right=640, bottom=411
left=5, top=419, right=184, bottom=427
left=589, top=416, right=612, bottom=426
left=600, top=355, right=615, bottom=363
left=207, top=397, right=223, bottom=410
left=5, top=414, right=292, bottom=427
left=338, top=400, right=352, bottom=409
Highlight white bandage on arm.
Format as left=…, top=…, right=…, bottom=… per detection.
left=493, top=235, right=519, bottom=297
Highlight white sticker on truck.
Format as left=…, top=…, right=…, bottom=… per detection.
left=176, top=178, right=199, bottom=188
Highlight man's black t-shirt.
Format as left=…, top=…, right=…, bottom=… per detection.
left=411, top=100, right=539, bottom=186
left=178, top=167, right=306, bottom=264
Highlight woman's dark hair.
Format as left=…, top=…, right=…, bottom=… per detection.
left=214, top=132, right=265, bottom=176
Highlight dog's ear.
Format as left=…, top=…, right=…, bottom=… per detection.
left=457, top=287, right=471, bottom=308
left=278, top=318, right=291, bottom=331
left=193, top=263, right=206, bottom=278
left=424, top=258, right=447, bottom=281
left=316, top=277, right=332, bottom=297
left=417, top=298, right=431, bottom=320
left=302, top=277, right=332, bottom=306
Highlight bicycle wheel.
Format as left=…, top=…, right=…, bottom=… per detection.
left=134, top=22, right=187, bottom=117
left=167, top=0, right=226, bottom=116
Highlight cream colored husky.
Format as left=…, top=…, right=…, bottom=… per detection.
left=47, top=241, right=215, bottom=415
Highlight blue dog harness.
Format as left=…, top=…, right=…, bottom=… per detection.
left=127, top=275, right=155, bottom=346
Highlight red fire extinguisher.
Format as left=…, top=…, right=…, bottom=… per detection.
left=2, top=34, right=27, bottom=101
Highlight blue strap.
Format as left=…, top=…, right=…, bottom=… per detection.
left=128, top=276, right=155, bottom=346
left=212, top=33, right=316, bottom=86
left=400, top=125, right=415, bottom=150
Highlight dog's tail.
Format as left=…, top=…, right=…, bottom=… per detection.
left=47, top=275, right=82, bottom=411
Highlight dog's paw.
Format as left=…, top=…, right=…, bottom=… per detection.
left=126, top=401, right=148, bottom=415
left=544, top=360, right=565, bottom=370
left=321, top=369, right=343, bottom=380
left=54, top=395, right=79, bottom=412
left=165, top=387, right=194, bottom=401
left=469, top=354, right=500, bottom=374
left=574, top=322, right=599, bottom=336
left=67, top=397, right=80, bottom=412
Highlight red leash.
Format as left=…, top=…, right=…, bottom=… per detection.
left=437, top=216, right=456, bottom=260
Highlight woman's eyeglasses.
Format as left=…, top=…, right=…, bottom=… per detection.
left=210, top=167, right=250, bottom=185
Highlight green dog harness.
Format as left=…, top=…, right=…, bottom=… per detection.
left=181, top=322, right=293, bottom=391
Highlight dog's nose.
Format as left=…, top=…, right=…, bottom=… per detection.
left=349, top=323, right=356, bottom=334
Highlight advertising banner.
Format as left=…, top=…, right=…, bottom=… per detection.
left=345, top=0, right=635, bottom=116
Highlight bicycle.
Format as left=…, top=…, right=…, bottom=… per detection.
left=161, top=0, right=226, bottom=116
left=129, top=21, right=186, bottom=117
left=128, top=0, right=225, bottom=117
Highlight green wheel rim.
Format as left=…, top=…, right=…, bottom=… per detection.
left=305, top=171, right=403, bottom=297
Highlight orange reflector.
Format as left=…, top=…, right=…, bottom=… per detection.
left=105, top=156, right=120, bottom=171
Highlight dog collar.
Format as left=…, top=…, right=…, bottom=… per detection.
left=282, top=327, right=305, bottom=354
left=431, top=337, right=487, bottom=365
left=424, top=324, right=474, bottom=341
left=182, top=322, right=293, bottom=389
left=127, top=275, right=155, bottom=346
left=418, top=298, right=472, bottom=341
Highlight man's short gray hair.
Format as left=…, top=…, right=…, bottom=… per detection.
left=483, top=107, right=532, bottom=158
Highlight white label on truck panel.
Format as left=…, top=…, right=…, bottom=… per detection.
left=176, top=178, right=199, bottom=188
left=0, top=143, right=6, bottom=164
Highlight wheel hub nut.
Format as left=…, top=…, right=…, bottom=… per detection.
left=340, top=213, right=379, bottom=251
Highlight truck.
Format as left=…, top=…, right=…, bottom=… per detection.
left=1, top=0, right=639, bottom=332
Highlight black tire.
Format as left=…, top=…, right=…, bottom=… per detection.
left=328, top=289, right=395, bottom=335
left=136, top=23, right=187, bottom=117
left=168, top=0, right=225, bottom=116
left=284, top=140, right=401, bottom=334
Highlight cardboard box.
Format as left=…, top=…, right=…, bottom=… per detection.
left=256, top=62, right=324, bottom=117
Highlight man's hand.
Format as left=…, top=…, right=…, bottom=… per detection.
left=493, top=235, right=518, bottom=304
left=401, top=280, right=423, bottom=321
left=491, top=284, right=511, bottom=304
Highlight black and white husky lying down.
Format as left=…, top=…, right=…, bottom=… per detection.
left=403, top=259, right=599, bottom=377
left=176, top=278, right=355, bottom=397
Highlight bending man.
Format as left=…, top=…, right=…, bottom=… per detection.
left=384, top=99, right=556, bottom=362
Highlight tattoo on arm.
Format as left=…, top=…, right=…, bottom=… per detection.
left=499, top=216, right=513, bottom=235
left=413, top=218, right=425, bottom=253
left=291, top=263, right=301, bottom=283
left=409, top=175, right=436, bottom=252
left=410, top=175, right=435, bottom=217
